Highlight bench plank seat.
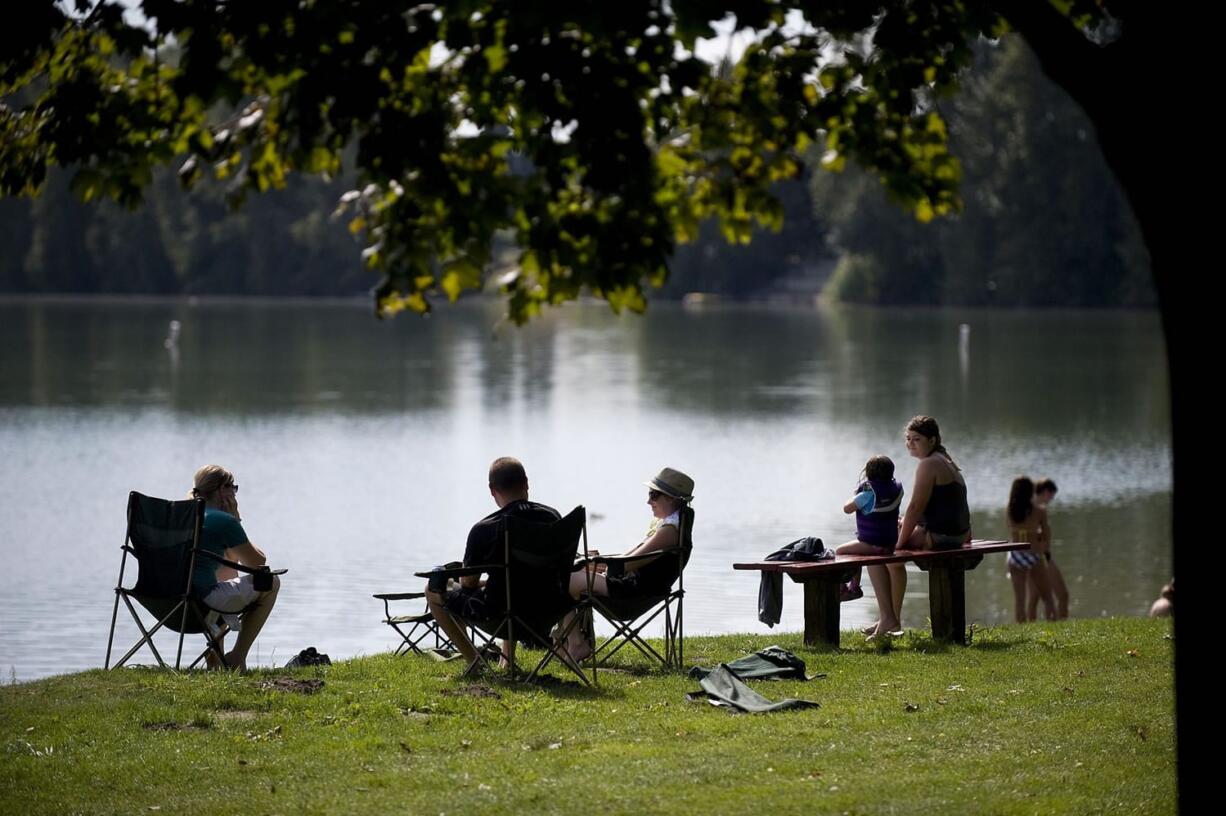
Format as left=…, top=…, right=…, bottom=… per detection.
left=734, top=539, right=1027, bottom=646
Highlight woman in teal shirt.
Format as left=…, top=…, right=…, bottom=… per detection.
left=191, top=465, right=280, bottom=671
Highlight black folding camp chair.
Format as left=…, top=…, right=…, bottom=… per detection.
left=373, top=586, right=460, bottom=656
left=105, top=491, right=284, bottom=671
left=586, top=504, right=693, bottom=673
left=416, top=505, right=591, bottom=685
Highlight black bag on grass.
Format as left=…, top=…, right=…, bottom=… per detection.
left=284, top=647, right=331, bottom=668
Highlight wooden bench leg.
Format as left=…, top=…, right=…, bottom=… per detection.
left=927, top=563, right=967, bottom=645
left=802, top=578, right=842, bottom=647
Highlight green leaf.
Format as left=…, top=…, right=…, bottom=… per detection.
left=605, top=285, right=646, bottom=314
left=484, top=44, right=506, bottom=73
left=439, top=259, right=483, bottom=301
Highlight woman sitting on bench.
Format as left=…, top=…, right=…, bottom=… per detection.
left=864, top=416, right=971, bottom=640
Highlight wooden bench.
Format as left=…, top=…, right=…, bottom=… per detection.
left=734, top=539, right=1027, bottom=646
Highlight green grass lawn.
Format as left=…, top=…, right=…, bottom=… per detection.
left=1, top=617, right=1175, bottom=815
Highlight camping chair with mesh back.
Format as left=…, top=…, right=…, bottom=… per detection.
left=373, top=580, right=464, bottom=657
left=105, top=491, right=285, bottom=671
left=585, top=503, right=693, bottom=674
left=372, top=592, right=447, bottom=656
left=415, top=505, right=592, bottom=685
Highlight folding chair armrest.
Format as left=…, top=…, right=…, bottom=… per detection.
left=372, top=591, right=428, bottom=601
left=583, top=546, right=683, bottom=567
left=197, top=550, right=286, bottom=576
left=414, top=564, right=491, bottom=580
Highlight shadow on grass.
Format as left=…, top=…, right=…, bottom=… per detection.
left=587, top=661, right=674, bottom=678
left=813, top=626, right=1029, bottom=655
left=432, top=652, right=645, bottom=699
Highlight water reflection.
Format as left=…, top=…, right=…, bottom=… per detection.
left=0, top=297, right=1171, bottom=681
left=3, top=299, right=464, bottom=414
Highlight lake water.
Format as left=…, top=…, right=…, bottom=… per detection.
left=0, top=297, right=1171, bottom=681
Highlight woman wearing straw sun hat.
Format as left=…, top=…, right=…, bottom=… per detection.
left=558, top=467, right=695, bottom=661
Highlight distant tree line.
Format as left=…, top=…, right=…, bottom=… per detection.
left=812, top=36, right=1154, bottom=308
left=0, top=36, right=1151, bottom=308
left=0, top=161, right=370, bottom=296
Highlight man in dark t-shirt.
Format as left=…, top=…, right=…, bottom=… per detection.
left=425, top=456, right=560, bottom=665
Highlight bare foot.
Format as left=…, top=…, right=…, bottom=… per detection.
left=223, top=651, right=247, bottom=673
left=553, top=639, right=592, bottom=674
left=565, top=637, right=594, bottom=664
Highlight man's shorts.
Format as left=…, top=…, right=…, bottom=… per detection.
left=443, top=586, right=490, bottom=621
left=204, top=575, right=262, bottom=613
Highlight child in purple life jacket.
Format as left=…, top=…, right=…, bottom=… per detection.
left=836, top=455, right=904, bottom=603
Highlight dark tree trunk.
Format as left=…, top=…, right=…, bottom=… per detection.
left=997, top=1, right=1195, bottom=803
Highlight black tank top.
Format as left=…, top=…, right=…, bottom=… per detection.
left=923, top=480, right=970, bottom=536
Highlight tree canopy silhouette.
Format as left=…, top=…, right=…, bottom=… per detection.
left=0, top=1, right=1058, bottom=321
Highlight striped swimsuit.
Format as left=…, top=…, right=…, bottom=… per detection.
left=1007, top=524, right=1043, bottom=570
left=1008, top=548, right=1043, bottom=570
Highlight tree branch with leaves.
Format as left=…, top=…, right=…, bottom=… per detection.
left=2, top=0, right=1040, bottom=323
